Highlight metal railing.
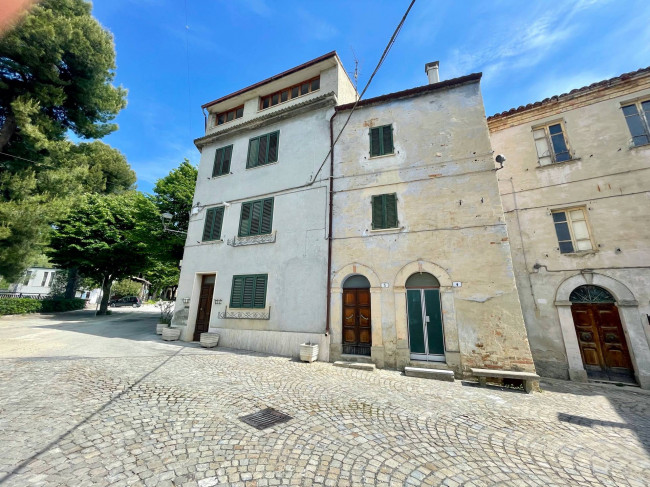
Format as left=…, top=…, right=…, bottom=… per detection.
left=227, top=232, right=276, bottom=247
left=0, top=292, right=49, bottom=300
left=217, top=306, right=271, bottom=320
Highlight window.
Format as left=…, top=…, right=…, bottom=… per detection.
left=202, top=206, right=225, bottom=241
left=41, top=272, right=49, bottom=287
left=212, top=145, right=233, bottom=177
left=247, top=131, right=279, bottom=168
left=622, top=100, right=650, bottom=146
left=259, top=76, right=320, bottom=110
left=369, top=125, right=394, bottom=157
left=371, top=193, right=398, bottom=230
left=238, top=198, right=273, bottom=237
left=552, top=208, right=593, bottom=253
left=22, top=271, right=32, bottom=285
left=215, top=105, right=244, bottom=126
left=230, top=274, right=268, bottom=309
left=532, top=122, right=571, bottom=165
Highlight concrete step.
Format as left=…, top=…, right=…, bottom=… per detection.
left=405, top=367, right=455, bottom=382
left=333, top=361, right=376, bottom=372
left=408, top=361, right=452, bottom=371
left=340, top=354, right=374, bottom=364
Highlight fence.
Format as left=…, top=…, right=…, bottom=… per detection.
left=0, top=292, right=49, bottom=300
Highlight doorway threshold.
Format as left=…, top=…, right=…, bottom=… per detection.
left=409, top=360, right=451, bottom=371
left=588, top=379, right=639, bottom=388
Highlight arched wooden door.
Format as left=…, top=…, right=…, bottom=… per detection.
left=570, top=285, right=635, bottom=383
left=342, top=275, right=371, bottom=356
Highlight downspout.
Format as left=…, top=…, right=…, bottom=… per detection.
left=202, top=107, right=208, bottom=131
left=325, top=110, right=338, bottom=336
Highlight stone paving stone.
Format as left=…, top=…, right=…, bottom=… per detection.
left=1, top=322, right=649, bottom=486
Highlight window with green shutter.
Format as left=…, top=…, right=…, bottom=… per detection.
left=238, top=198, right=274, bottom=237
left=247, top=131, right=279, bottom=168
left=212, top=145, right=233, bottom=177
left=202, top=206, right=225, bottom=241
left=369, top=124, right=394, bottom=157
left=371, top=193, right=398, bottom=229
left=230, top=274, right=268, bottom=309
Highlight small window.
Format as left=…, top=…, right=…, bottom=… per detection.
left=372, top=193, right=398, bottom=230
left=22, top=271, right=32, bottom=285
left=369, top=125, right=394, bottom=157
left=212, top=145, right=233, bottom=177
left=533, top=122, right=571, bottom=165
left=238, top=198, right=274, bottom=237
left=230, top=274, right=267, bottom=309
left=247, top=131, right=279, bottom=168
left=258, top=77, right=320, bottom=111
left=622, top=100, right=650, bottom=147
left=202, top=206, right=225, bottom=241
left=41, top=272, right=49, bottom=287
left=552, top=208, right=593, bottom=253
left=215, top=105, right=244, bottom=126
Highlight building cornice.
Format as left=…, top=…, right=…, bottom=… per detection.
left=194, top=92, right=338, bottom=149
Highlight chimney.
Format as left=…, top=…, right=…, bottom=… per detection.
left=425, top=61, right=439, bottom=84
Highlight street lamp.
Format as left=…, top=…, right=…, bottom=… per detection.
left=160, top=212, right=187, bottom=235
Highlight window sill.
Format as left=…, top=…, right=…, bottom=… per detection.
left=629, top=142, right=650, bottom=150
left=199, top=239, right=223, bottom=245
left=368, top=226, right=403, bottom=235
left=246, top=161, right=279, bottom=171
left=209, top=173, right=232, bottom=180
left=368, top=152, right=395, bottom=160
left=227, top=232, right=276, bottom=247
left=536, top=157, right=581, bottom=169
left=559, top=249, right=597, bottom=256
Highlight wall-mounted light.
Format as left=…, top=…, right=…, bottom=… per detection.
left=182, top=297, right=190, bottom=308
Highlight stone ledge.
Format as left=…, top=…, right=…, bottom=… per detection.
left=405, top=367, right=455, bottom=382
left=333, top=361, right=376, bottom=372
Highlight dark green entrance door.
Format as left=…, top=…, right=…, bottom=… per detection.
left=407, top=288, right=444, bottom=361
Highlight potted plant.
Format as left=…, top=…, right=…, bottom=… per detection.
left=200, top=332, right=220, bottom=348
left=300, top=342, right=319, bottom=363
left=155, top=300, right=174, bottom=335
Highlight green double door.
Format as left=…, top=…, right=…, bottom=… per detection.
left=407, top=289, right=445, bottom=361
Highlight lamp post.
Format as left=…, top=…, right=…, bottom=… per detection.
left=160, top=212, right=187, bottom=235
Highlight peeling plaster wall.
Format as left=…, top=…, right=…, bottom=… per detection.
left=330, top=81, right=535, bottom=375
left=490, top=81, right=650, bottom=382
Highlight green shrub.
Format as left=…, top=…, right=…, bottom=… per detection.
left=0, top=298, right=42, bottom=315
left=41, top=298, right=86, bottom=312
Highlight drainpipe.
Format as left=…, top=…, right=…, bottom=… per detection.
left=325, top=110, right=338, bottom=336
left=202, top=107, right=208, bottom=131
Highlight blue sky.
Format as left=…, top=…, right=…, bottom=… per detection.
left=89, top=0, right=650, bottom=194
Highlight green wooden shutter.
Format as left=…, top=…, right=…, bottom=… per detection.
left=222, top=146, right=232, bottom=174
left=260, top=198, right=274, bottom=234
left=247, top=138, right=259, bottom=168
left=202, top=208, right=216, bottom=241
left=242, top=276, right=255, bottom=307
left=239, top=202, right=252, bottom=236
left=268, top=132, right=279, bottom=163
left=371, top=195, right=384, bottom=229
left=250, top=200, right=262, bottom=235
left=213, top=206, right=224, bottom=240
left=257, top=135, right=268, bottom=166
left=212, top=149, right=223, bottom=177
left=382, top=126, right=394, bottom=154
left=370, top=127, right=381, bottom=157
left=230, top=276, right=244, bottom=307
left=253, top=275, right=267, bottom=308
left=385, top=193, right=398, bottom=228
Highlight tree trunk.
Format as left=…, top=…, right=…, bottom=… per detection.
left=0, top=113, right=17, bottom=152
left=98, top=278, right=112, bottom=315
left=64, top=267, right=79, bottom=299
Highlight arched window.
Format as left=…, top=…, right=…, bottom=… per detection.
left=343, top=275, right=371, bottom=289
left=405, top=272, right=440, bottom=288
left=569, top=285, right=615, bottom=303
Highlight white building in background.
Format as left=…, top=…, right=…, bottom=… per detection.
left=172, top=52, right=357, bottom=359
left=6, top=267, right=58, bottom=296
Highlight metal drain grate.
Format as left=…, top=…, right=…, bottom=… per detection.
left=239, top=408, right=292, bottom=430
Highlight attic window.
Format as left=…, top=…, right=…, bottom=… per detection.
left=215, top=105, right=244, bottom=126
left=259, top=76, right=320, bottom=110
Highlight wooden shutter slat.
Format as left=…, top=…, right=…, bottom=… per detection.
left=222, top=146, right=232, bottom=174
left=250, top=201, right=262, bottom=235
left=213, top=206, right=224, bottom=240
left=253, top=275, right=267, bottom=308
left=258, top=135, right=268, bottom=166
left=231, top=276, right=244, bottom=308
left=242, top=277, right=254, bottom=307
left=385, top=194, right=398, bottom=228
left=371, top=195, right=384, bottom=229
left=212, top=149, right=222, bottom=177
left=261, top=198, right=273, bottom=234
left=382, top=126, right=393, bottom=154
left=239, top=202, right=252, bottom=237
left=202, top=208, right=216, bottom=241
left=370, top=128, right=380, bottom=157
left=268, top=132, right=278, bottom=162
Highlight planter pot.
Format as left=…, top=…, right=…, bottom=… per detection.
left=162, top=327, right=182, bottom=341
left=200, top=333, right=220, bottom=348
left=300, top=343, right=319, bottom=363
left=156, top=323, right=167, bottom=335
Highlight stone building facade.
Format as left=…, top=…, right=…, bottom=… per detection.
left=172, top=52, right=356, bottom=360
left=488, top=68, right=650, bottom=389
left=328, top=67, right=535, bottom=377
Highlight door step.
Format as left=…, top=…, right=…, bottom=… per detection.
left=340, top=354, right=374, bottom=364
left=333, top=361, right=376, bottom=372
left=404, top=367, right=455, bottom=382
left=408, top=360, right=451, bottom=371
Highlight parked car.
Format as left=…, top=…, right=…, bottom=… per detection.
left=109, top=296, right=142, bottom=308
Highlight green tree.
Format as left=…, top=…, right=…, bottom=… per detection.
left=48, top=192, right=159, bottom=314
left=0, top=0, right=131, bottom=281
left=111, top=278, right=143, bottom=299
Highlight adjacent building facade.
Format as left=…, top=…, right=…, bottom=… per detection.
left=488, top=68, right=650, bottom=389
left=329, top=66, right=535, bottom=376
left=172, top=52, right=357, bottom=360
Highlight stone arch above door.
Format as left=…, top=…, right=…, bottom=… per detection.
left=555, top=272, right=636, bottom=305
left=394, top=260, right=452, bottom=290
left=331, top=263, right=381, bottom=290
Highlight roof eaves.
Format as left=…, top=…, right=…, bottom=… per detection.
left=201, top=51, right=338, bottom=109
left=335, top=72, right=482, bottom=111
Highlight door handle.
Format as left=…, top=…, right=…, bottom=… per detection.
left=425, top=316, right=430, bottom=323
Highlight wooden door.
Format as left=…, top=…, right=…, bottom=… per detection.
left=342, top=289, right=371, bottom=356
left=193, top=275, right=215, bottom=341
left=572, top=303, right=634, bottom=383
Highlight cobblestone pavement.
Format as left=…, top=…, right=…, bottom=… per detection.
left=0, top=311, right=649, bottom=486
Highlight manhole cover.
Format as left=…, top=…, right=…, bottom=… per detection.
left=240, top=408, right=292, bottom=430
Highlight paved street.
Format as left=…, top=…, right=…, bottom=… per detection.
left=0, top=310, right=648, bottom=487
